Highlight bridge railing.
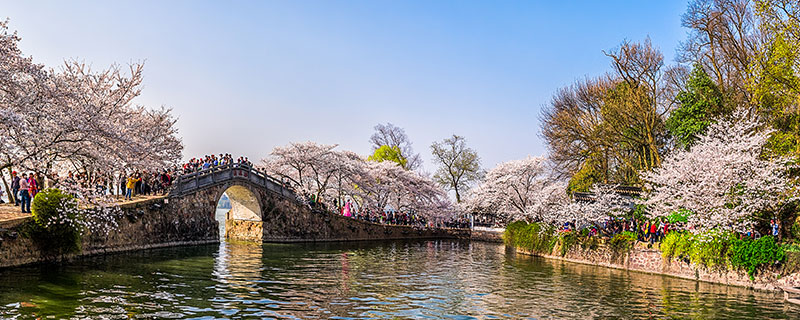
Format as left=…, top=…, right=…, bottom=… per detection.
left=169, top=163, right=296, bottom=199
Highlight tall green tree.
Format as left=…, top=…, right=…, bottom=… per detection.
left=367, top=145, right=408, bottom=169
left=666, top=65, right=725, bottom=149
left=430, top=135, right=481, bottom=203
left=752, top=0, right=800, bottom=157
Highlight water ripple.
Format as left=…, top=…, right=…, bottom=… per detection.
left=0, top=240, right=797, bottom=319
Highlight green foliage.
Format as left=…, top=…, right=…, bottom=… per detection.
left=559, top=231, right=579, bottom=256
left=506, top=221, right=603, bottom=256
left=792, top=216, right=800, bottom=240
left=608, top=231, right=636, bottom=254
left=367, top=145, right=408, bottom=169
left=580, top=235, right=600, bottom=251
left=504, top=221, right=557, bottom=254
left=688, top=231, right=735, bottom=269
left=661, top=231, right=786, bottom=280
left=666, top=65, right=725, bottom=149
left=660, top=232, right=684, bottom=259
left=567, top=156, right=605, bottom=193
left=730, top=236, right=785, bottom=280
left=666, top=209, right=692, bottom=224
left=29, top=189, right=81, bottom=255
left=750, top=10, right=800, bottom=157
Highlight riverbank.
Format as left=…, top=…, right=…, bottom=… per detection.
left=0, top=197, right=219, bottom=269
left=0, top=195, right=503, bottom=269
left=508, top=234, right=800, bottom=293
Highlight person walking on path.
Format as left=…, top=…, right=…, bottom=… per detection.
left=10, top=171, right=20, bottom=206
left=18, top=173, right=31, bottom=214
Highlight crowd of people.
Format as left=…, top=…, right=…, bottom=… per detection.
left=555, top=215, right=781, bottom=245
left=5, top=153, right=474, bottom=230
left=556, top=217, right=673, bottom=244
left=2, top=153, right=258, bottom=213
left=180, top=154, right=253, bottom=174
left=306, top=195, right=470, bottom=229
left=7, top=171, right=44, bottom=214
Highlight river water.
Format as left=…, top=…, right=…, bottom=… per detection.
left=0, top=238, right=798, bottom=319
left=0, top=207, right=796, bottom=319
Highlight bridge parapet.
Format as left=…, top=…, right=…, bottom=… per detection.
left=169, top=163, right=295, bottom=199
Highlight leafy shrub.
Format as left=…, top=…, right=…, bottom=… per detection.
left=504, top=221, right=557, bottom=254
left=609, top=231, right=637, bottom=253
left=660, top=232, right=683, bottom=259
left=660, top=230, right=787, bottom=280
left=29, top=189, right=82, bottom=255
left=674, top=233, right=694, bottom=260
left=783, top=242, right=800, bottom=253
left=580, top=235, right=600, bottom=250
left=792, top=216, right=800, bottom=240
left=688, top=231, right=735, bottom=270
left=559, top=231, right=579, bottom=256
left=729, top=235, right=785, bottom=280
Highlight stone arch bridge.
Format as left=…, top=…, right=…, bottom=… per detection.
left=159, top=163, right=468, bottom=243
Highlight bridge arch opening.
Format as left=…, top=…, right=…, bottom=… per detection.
left=215, top=184, right=262, bottom=239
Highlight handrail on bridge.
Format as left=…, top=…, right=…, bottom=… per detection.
left=169, top=163, right=295, bottom=199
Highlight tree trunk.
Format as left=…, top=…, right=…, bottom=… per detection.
left=1, top=168, right=12, bottom=205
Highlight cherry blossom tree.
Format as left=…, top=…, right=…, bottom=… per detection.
left=640, top=110, right=798, bottom=232
left=261, top=141, right=338, bottom=200
left=1, top=20, right=182, bottom=228
left=546, top=184, right=629, bottom=226
left=261, top=141, right=456, bottom=223
left=463, top=156, right=562, bottom=223
left=1, top=21, right=182, bottom=180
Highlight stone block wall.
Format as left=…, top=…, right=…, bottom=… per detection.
left=515, top=241, right=800, bottom=292
left=0, top=197, right=219, bottom=269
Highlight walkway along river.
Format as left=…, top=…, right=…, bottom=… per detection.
left=0, top=240, right=797, bottom=319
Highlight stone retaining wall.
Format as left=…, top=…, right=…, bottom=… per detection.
left=514, top=241, right=800, bottom=292
left=0, top=194, right=500, bottom=269
left=0, top=197, right=218, bottom=269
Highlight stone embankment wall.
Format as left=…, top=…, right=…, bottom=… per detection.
left=214, top=179, right=492, bottom=243
left=0, top=197, right=219, bottom=269
left=514, top=242, right=800, bottom=292
left=0, top=189, right=501, bottom=269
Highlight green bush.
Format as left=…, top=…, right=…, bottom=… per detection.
left=729, top=235, right=785, bottom=280
left=559, top=231, right=579, bottom=256
left=504, top=221, right=557, bottom=254
left=609, top=231, right=637, bottom=253
left=660, top=232, right=683, bottom=259
left=660, top=230, right=787, bottom=280
left=792, top=216, right=800, bottom=240
left=580, top=235, right=600, bottom=250
left=688, top=231, right=735, bottom=270
left=29, top=188, right=82, bottom=255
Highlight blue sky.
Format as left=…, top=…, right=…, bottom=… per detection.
left=1, top=0, right=687, bottom=172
